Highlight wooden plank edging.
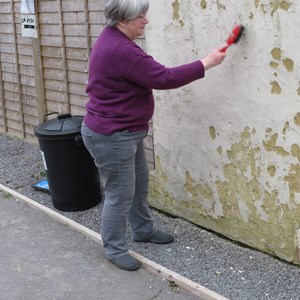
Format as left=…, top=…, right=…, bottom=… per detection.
left=0, top=184, right=229, bottom=300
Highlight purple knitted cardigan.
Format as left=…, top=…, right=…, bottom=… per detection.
left=84, top=26, right=205, bottom=134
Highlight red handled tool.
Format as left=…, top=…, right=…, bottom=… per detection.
left=220, top=25, right=245, bottom=53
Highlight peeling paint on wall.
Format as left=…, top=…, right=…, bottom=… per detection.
left=150, top=125, right=300, bottom=261
left=209, top=126, right=216, bottom=140
left=267, top=165, right=277, bottom=177
left=283, top=58, right=294, bottom=73
left=147, top=0, right=300, bottom=264
left=284, top=164, right=300, bottom=206
left=149, top=121, right=300, bottom=262
left=184, top=171, right=222, bottom=217
left=263, top=131, right=289, bottom=156
left=217, top=146, right=223, bottom=155
left=291, top=144, right=300, bottom=162
left=270, top=80, right=282, bottom=95
left=271, top=48, right=282, bottom=60
left=200, top=0, right=207, bottom=10
left=254, top=0, right=291, bottom=16
left=294, top=112, right=300, bottom=126
left=270, top=61, right=280, bottom=69
left=216, top=0, right=226, bottom=11
left=282, top=122, right=289, bottom=135
left=172, top=0, right=184, bottom=27
left=270, top=47, right=295, bottom=94
left=270, top=0, right=291, bottom=16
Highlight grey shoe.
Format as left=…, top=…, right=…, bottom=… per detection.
left=134, top=230, right=174, bottom=244
left=107, top=254, right=140, bottom=271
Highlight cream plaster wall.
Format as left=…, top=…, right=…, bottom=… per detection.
left=145, top=0, right=300, bottom=263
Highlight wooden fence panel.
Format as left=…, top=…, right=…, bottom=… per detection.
left=0, top=0, right=155, bottom=168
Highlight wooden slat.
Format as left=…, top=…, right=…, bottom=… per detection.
left=144, top=135, right=154, bottom=150
left=91, top=36, right=98, bottom=46
left=68, top=70, right=87, bottom=85
left=5, top=108, right=21, bottom=121
left=67, top=59, right=88, bottom=72
left=40, top=23, right=87, bottom=37
left=6, top=118, right=23, bottom=133
left=16, top=44, right=33, bottom=55
left=0, top=53, right=15, bottom=63
left=2, top=63, right=35, bottom=76
left=89, top=11, right=105, bottom=24
left=65, top=36, right=87, bottom=48
left=16, top=35, right=33, bottom=46
left=2, top=69, right=36, bottom=87
left=1, top=62, right=16, bottom=74
left=69, top=82, right=86, bottom=96
left=41, top=46, right=60, bottom=58
left=83, top=0, right=91, bottom=65
left=88, top=0, right=105, bottom=11
left=23, top=111, right=39, bottom=125
left=90, top=24, right=104, bottom=37
left=0, top=12, right=13, bottom=23
left=69, top=93, right=88, bottom=107
left=39, top=23, right=60, bottom=36
left=38, top=0, right=58, bottom=13
left=0, top=1, right=12, bottom=13
left=45, top=90, right=65, bottom=103
left=0, top=43, right=15, bottom=54
left=70, top=105, right=85, bottom=116
left=17, top=55, right=35, bottom=66
left=145, top=148, right=155, bottom=164
left=0, top=23, right=13, bottom=34
left=32, top=1, right=47, bottom=123
left=44, top=78, right=66, bottom=92
left=41, top=36, right=62, bottom=47
left=38, top=12, right=59, bottom=25
left=19, top=75, right=35, bottom=87
left=62, top=0, right=86, bottom=12
left=42, top=47, right=87, bottom=61
left=57, top=0, right=70, bottom=113
left=9, top=0, right=25, bottom=137
left=43, top=57, right=64, bottom=69
left=0, top=54, right=7, bottom=131
left=63, top=11, right=86, bottom=24
left=3, top=81, right=36, bottom=99
left=43, top=68, right=64, bottom=81
left=46, top=99, right=64, bottom=113
left=3, top=92, right=20, bottom=104
left=66, top=48, right=87, bottom=60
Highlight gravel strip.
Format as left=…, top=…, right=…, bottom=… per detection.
left=1, top=133, right=300, bottom=300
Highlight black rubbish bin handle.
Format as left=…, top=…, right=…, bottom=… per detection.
left=58, top=114, right=72, bottom=120
left=74, top=135, right=83, bottom=146
left=43, top=112, right=58, bottom=122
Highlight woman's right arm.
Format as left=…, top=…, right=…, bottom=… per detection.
left=201, top=44, right=227, bottom=71
left=121, top=43, right=226, bottom=90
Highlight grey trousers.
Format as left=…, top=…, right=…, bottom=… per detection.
left=81, top=123, right=156, bottom=259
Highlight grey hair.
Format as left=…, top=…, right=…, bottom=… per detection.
left=104, top=0, right=149, bottom=27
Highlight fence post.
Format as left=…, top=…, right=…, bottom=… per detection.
left=32, top=0, right=46, bottom=123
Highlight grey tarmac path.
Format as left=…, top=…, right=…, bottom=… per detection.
left=0, top=190, right=210, bottom=300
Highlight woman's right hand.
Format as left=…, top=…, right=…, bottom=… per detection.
left=201, top=44, right=227, bottom=71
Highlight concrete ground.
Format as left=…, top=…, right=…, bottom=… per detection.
left=0, top=189, right=219, bottom=300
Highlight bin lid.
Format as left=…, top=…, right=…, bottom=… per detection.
left=34, top=114, right=83, bottom=139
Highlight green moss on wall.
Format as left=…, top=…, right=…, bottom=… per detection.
left=149, top=126, right=300, bottom=264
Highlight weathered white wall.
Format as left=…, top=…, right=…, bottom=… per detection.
left=146, top=0, right=300, bottom=263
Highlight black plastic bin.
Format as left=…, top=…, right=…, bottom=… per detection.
left=34, top=113, right=101, bottom=211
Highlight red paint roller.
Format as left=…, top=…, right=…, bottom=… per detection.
left=220, top=25, right=245, bottom=53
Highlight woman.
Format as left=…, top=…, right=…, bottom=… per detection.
left=81, top=0, right=226, bottom=271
